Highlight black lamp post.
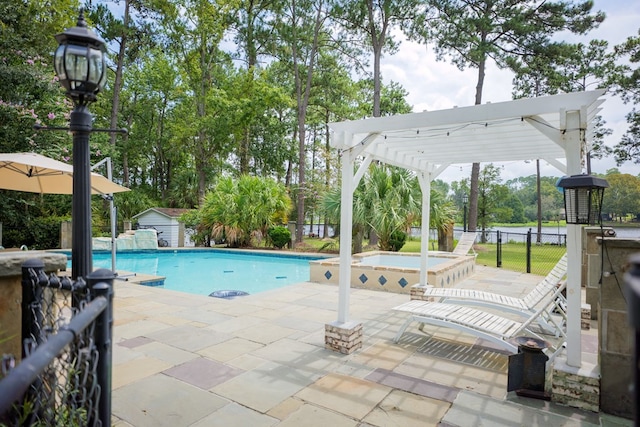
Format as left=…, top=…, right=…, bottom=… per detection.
left=463, top=194, right=468, bottom=232
left=556, top=174, right=609, bottom=225
left=54, top=9, right=107, bottom=280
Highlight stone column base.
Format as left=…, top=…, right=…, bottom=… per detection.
left=551, top=356, right=600, bottom=412
left=325, top=321, right=363, bottom=354
left=410, top=283, right=429, bottom=301
left=581, top=304, right=591, bottom=330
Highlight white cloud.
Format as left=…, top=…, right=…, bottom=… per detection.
left=378, top=0, right=640, bottom=183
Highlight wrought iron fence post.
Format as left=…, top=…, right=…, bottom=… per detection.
left=21, top=259, right=45, bottom=352
left=87, top=269, right=115, bottom=427
left=497, top=230, right=502, bottom=267
left=624, top=253, right=640, bottom=425
left=526, top=228, right=532, bottom=273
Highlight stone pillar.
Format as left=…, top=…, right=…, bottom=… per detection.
left=598, top=237, right=640, bottom=418
left=325, top=321, right=363, bottom=354
left=582, top=226, right=615, bottom=320
left=0, top=252, right=67, bottom=360
left=60, top=220, right=72, bottom=249
left=178, top=222, right=185, bottom=247
left=123, top=220, right=132, bottom=231
left=551, top=358, right=600, bottom=412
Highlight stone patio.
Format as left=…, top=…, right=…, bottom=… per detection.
left=110, top=266, right=631, bottom=426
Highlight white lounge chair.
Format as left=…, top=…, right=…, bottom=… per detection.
left=392, top=282, right=567, bottom=355
left=452, top=232, right=477, bottom=257
left=421, top=254, right=568, bottom=334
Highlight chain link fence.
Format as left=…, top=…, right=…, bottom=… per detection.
left=0, top=260, right=113, bottom=426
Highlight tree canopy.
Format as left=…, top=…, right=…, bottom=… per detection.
left=0, top=0, right=638, bottom=250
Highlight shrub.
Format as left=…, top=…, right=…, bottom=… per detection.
left=268, top=226, right=291, bottom=249
left=388, top=230, right=407, bottom=252
left=3, top=216, right=66, bottom=249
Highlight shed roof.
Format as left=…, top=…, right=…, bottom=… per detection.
left=328, top=90, right=605, bottom=175
left=133, top=207, right=191, bottom=219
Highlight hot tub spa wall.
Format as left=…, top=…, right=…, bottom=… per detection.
left=309, top=251, right=476, bottom=294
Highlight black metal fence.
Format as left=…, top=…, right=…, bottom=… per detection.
left=473, top=228, right=567, bottom=276
left=0, top=259, right=114, bottom=426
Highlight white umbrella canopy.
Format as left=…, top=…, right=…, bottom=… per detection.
left=0, top=152, right=129, bottom=195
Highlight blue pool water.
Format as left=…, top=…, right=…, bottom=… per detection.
left=73, top=250, right=324, bottom=296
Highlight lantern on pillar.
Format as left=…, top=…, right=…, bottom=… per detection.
left=557, top=174, right=609, bottom=225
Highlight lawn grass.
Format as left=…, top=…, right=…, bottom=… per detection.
left=474, top=243, right=565, bottom=276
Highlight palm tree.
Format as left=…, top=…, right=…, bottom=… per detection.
left=322, top=163, right=455, bottom=252
left=199, top=175, right=292, bottom=247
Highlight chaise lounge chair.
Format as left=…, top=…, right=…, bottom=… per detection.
left=452, top=231, right=477, bottom=257
left=392, top=280, right=567, bottom=354
left=421, top=254, right=568, bottom=334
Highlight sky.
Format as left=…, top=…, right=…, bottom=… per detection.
left=379, top=0, right=640, bottom=184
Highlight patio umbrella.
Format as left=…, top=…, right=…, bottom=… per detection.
left=0, top=152, right=129, bottom=195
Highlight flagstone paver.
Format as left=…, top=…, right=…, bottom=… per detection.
left=362, top=389, right=451, bottom=427
left=112, top=374, right=228, bottom=427
left=163, top=357, right=244, bottom=389
left=295, top=373, right=392, bottom=420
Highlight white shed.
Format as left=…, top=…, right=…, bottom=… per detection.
left=132, top=208, right=194, bottom=247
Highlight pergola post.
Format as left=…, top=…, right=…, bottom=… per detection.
left=325, top=134, right=366, bottom=355
left=337, top=147, right=354, bottom=324
left=418, top=173, right=432, bottom=286
left=564, top=110, right=584, bottom=368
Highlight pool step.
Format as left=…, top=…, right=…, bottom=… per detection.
left=115, top=270, right=165, bottom=287
left=60, top=268, right=166, bottom=287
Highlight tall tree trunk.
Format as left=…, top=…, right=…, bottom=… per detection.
left=122, top=103, right=135, bottom=187
left=240, top=127, right=250, bottom=174
left=324, top=110, right=331, bottom=238
left=109, top=0, right=129, bottom=151
left=293, top=0, right=323, bottom=244
left=468, top=54, right=486, bottom=233
left=536, top=159, right=542, bottom=243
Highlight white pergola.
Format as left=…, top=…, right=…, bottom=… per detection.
left=327, top=89, right=606, bottom=368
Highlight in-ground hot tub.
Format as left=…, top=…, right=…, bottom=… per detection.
left=309, top=251, right=475, bottom=294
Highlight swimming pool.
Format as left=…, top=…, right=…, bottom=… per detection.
left=75, top=250, right=324, bottom=296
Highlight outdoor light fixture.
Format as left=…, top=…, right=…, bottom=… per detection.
left=54, top=10, right=106, bottom=104
left=53, top=9, right=106, bottom=280
left=557, top=174, right=609, bottom=225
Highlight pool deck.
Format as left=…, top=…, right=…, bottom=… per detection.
left=110, top=266, right=631, bottom=427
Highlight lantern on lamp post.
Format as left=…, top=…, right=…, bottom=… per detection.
left=556, top=174, right=609, bottom=225
left=53, top=9, right=107, bottom=280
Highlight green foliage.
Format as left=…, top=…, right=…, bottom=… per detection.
left=388, top=230, right=407, bottom=252
left=477, top=164, right=511, bottom=235
left=199, top=175, right=292, bottom=248
left=602, top=172, right=640, bottom=220
left=267, top=226, right=291, bottom=249
left=510, top=40, right=617, bottom=160
left=114, top=190, right=156, bottom=221
left=3, top=214, right=67, bottom=250
left=612, top=30, right=640, bottom=165
left=322, top=164, right=455, bottom=252
left=179, top=209, right=211, bottom=247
